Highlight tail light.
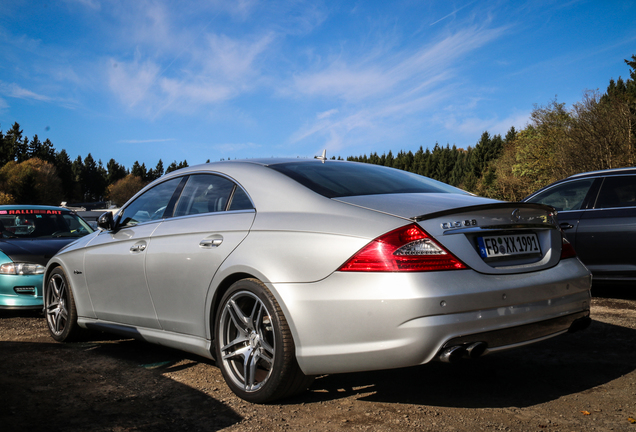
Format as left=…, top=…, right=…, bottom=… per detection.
left=339, top=223, right=467, bottom=272
left=560, top=235, right=577, bottom=259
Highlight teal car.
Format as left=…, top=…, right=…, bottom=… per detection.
left=0, top=205, right=93, bottom=310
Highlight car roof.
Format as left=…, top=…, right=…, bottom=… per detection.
left=522, top=166, right=636, bottom=201
left=195, top=158, right=344, bottom=167
left=567, top=167, right=636, bottom=179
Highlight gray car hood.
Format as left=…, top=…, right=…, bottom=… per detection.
left=334, top=193, right=500, bottom=219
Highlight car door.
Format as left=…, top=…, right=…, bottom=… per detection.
left=524, top=177, right=600, bottom=246
left=576, top=175, right=636, bottom=280
left=83, top=177, right=184, bottom=328
left=145, top=174, right=255, bottom=337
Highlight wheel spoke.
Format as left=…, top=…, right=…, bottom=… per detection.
left=227, top=299, right=250, bottom=333
left=259, top=338, right=274, bottom=364
left=248, top=301, right=261, bottom=330
left=46, top=300, right=60, bottom=314
left=55, top=312, right=64, bottom=333
left=59, top=307, right=69, bottom=322
left=50, top=277, right=59, bottom=298
left=243, top=347, right=260, bottom=390
left=221, top=336, right=250, bottom=360
left=58, top=282, right=66, bottom=301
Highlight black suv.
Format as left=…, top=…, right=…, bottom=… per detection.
left=523, top=167, right=636, bottom=283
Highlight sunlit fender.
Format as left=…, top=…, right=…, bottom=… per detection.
left=44, top=231, right=101, bottom=320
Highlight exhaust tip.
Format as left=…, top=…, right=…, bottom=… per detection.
left=439, top=345, right=466, bottom=363
left=465, top=341, right=487, bottom=359
left=439, top=342, right=488, bottom=363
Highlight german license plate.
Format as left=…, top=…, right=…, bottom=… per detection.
left=477, top=233, right=541, bottom=258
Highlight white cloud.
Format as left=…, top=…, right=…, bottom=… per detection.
left=290, top=24, right=506, bottom=104
left=288, top=24, right=509, bottom=153
left=294, top=65, right=390, bottom=101
left=107, top=59, right=161, bottom=109
left=106, top=22, right=275, bottom=116
left=203, top=33, right=275, bottom=81
left=317, top=109, right=338, bottom=120
left=0, top=81, right=51, bottom=102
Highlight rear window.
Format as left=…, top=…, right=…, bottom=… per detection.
left=268, top=161, right=466, bottom=198
left=0, top=209, right=94, bottom=239
left=595, top=175, right=636, bottom=209
left=525, top=178, right=595, bottom=211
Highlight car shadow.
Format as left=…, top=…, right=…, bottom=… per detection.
left=0, top=338, right=241, bottom=432
left=0, top=308, right=44, bottom=318
left=592, top=281, right=636, bottom=300
left=291, top=319, right=636, bottom=407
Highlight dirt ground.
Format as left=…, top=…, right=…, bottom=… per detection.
left=1, top=285, right=635, bottom=432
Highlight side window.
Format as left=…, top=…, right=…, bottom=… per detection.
left=174, top=174, right=237, bottom=216
left=595, top=176, right=636, bottom=209
left=119, top=177, right=182, bottom=227
left=228, top=187, right=254, bottom=211
left=526, top=179, right=595, bottom=211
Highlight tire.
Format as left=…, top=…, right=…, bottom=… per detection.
left=44, top=267, right=84, bottom=342
left=214, top=278, right=314, bottom=403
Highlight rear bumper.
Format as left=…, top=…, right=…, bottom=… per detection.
left=270, top=258, right=591, bottom=375
left=441, top=310, right=590, bottom=353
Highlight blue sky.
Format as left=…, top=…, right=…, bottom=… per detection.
left=1, top=0, right=635, bottom=170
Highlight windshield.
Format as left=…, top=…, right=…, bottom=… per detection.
left=268, top=161, right=467, bottom=198
left=0, top=209, right=94, bottom=239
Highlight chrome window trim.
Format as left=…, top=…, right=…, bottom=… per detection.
left=170, top=170, right=255, bottom=213
left=167, top=208, right=256, bottom=223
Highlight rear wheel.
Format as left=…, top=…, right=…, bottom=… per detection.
left=44, top=267, right=84, bottom=342
left=214, top=278, right=313, bottom=403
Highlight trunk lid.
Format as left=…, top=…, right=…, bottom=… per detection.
left=335, top=194, right=563, bottom=275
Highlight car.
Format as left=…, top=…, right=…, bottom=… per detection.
left=76, top=210, right=118, bottom=231
left=43, top=159, right=591, bottom=403
left=0, top=205, right=94, bottom=310
left=523, top=167, right=636, bottom=283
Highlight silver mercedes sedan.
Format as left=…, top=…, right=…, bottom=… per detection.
left=43, top=159, right=592, bottom=403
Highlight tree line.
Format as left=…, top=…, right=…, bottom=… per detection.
left=1, top=54, right=634, bottom=207
left=0, top=126, right=190, bottom=207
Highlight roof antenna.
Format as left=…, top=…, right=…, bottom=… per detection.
left=314, top=149, right=327, bottom=163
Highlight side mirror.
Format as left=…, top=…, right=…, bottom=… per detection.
left=97, top=212, right=115, bottom=231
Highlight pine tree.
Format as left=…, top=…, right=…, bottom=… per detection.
left=83, top=154, right=107, bottom=201
left=154, top=159, right=164, bottom=178
left=131, top=161, right=147, bottom=180
left=1, top=122, right=22, bottom=164
left=106, top=159, right=127, bottom=185
left=55, top=150, right=75, bottom=202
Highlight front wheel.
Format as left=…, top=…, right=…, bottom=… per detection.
left=214, top=278, right=313, bottom=403
left=44, top=267, right=84, bottom=342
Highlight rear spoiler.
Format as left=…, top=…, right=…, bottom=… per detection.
left=412, top=202, right=556, bottom=222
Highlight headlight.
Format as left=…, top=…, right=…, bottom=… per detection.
left=0, top=263, right=46, bottom=275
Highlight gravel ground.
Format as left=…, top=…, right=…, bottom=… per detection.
left=1, top=285, right=635, bottom=432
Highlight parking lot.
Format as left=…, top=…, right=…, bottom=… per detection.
left=1, top=286, right=635, bottom=432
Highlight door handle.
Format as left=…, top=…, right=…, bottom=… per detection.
left=559, top=222, right=574, bottom=230
left=200, top=238, right=223, bottom=248
left=130, top=242, right=147, bottom=252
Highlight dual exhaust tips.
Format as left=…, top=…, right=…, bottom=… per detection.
left=438, top=341, right=487, bottom=363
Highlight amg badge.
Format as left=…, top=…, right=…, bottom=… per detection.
left=441, top=219, right=478, bottom=230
